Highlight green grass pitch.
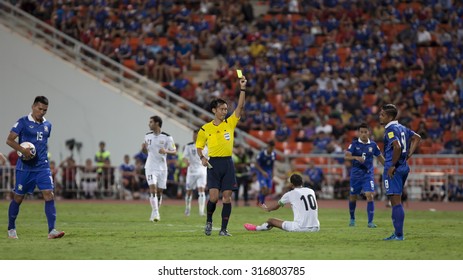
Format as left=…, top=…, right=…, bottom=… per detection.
left=0, top=200, right=462, bottom=260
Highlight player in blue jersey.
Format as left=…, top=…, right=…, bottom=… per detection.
left=254, top=141, right=276, bottom=206
left=379, top=104, right=421, bottom=241
left=6, top=96, right=65, bottom=239
left=345, top=123, right=385, bottom=228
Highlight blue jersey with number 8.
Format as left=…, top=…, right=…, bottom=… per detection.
left=383, top=120, right=415, bottom=173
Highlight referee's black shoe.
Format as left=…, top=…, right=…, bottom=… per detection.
left=219, top=229, right=232, bottom=236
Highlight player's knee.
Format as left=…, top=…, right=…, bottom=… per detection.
left=42, top=191, right=54, bottom=201
left=13, top=194, right=24, bottom=204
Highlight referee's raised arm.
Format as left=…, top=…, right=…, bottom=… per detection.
left=234, top=76, right=247, bottom=119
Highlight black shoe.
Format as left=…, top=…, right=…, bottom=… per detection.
left=219, top=229, right=232, bottom=236
left=205, top=222, right=212, bottom=236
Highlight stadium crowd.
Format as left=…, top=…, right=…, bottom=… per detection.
left=2, top=0, right=463, bottom=201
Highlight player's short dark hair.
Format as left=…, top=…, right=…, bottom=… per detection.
left=34, top=96, right=48, bottom=105
left=290, top=173, right=303, bottom=187
left=150, top=115, right=163, bottom=127
left=268, top=140, right=275, bottom=147
left=210, top=98, right=227, bottom=111
left=382, top=104, right=398, bottom=119
left=358, top=123, right=368, bottom=130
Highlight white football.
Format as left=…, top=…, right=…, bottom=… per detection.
left=17, top=142, right=36, bottom=160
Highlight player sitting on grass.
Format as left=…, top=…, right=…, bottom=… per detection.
left=244, top=173, right=320, bottom=232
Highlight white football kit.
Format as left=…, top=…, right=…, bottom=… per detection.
left=144, top=131, right=176, bottom=189
left=183, top=143, right=207, bottom=190
left=279, top=187, right=320, bottom=232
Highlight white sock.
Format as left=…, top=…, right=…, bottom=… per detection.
left=256, top=222, right=270, bottom=231
left=198, top=192, right=205, bottom=214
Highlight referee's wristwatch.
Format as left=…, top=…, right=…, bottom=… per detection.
left=199, top=155, right=205, bottom=160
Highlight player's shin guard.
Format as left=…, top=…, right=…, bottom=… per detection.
left=45, top=200, right=57, bottom=233
left=221, top=203, right=231, bottom=230
left=367, top=201, right=374, bottom=223
left=392, top=204, right=405, bottom=237
left=206, top=200, right=217, bottom=223
left=8, top=200, right=20, bottom=230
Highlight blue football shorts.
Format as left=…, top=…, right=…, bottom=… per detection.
left=350, top=176, right=375, bottom=195
left=14, top=169, right=54, bottom=195
left=383, top=169, right=409, bottom=196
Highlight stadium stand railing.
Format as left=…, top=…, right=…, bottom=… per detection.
left=2, top=154, right=462, bottom=201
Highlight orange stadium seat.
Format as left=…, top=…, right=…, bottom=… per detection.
left=128, top=37, right=139, bottom=51
left=144, top=37, right=154, bottom=46
left=310, top=157, right=327, bottom=165
left=204, top=15, right=216, bottom=30
left=315, top=35, right=326, bottom=46
left=336, top=47, right=351, bottom=66
left=112, top=37, right=121, bottom=48
left=345, top=130, right=357, bottom=142
left=298, top=142, right=313, bottom=154
left=363, top=94, right=377, bottom=107
left=157, top=37, right=168, bottom=47
left=291, top=36, right=301, bottom=47
left=122, top=59, right=136, bottom=78
left=307, top=47, right=318, bottom=56
left=123, top=59, right=136, bottom=70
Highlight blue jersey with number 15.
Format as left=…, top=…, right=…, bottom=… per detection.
left=383, top=120, right=415, bottom=172
left=11, top=114, right=52, bottom=171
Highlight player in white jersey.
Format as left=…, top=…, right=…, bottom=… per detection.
left=144, top=116, right=177, bottom=222
left=244, top=174, right=320, bottom=232
left=182, top=130, right=208, bottom=216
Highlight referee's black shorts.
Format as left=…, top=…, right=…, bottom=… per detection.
left=207, top=156, right=237, bottom=191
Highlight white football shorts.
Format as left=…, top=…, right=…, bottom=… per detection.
left=185, top=173, right=207, bottom=191
left=282, top=221, right=320, bottom=232
left=145, top=169, right=168, bottom=189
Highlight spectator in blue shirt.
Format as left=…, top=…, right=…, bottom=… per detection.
left=303, top=161, right=325, bottom=198
left=275, top=123, right=291, bottom=142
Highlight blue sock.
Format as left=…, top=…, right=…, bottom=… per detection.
left=45, top=200, right=57, bottom=233
left=367, top=201, right=374, bottom=223
left=221, top=203, right=232, bottom=230
left=206, top=200, right=216, bottom=223
left=8, top=200, right=20, bottom=230
left=392, top=204, right=405, bottom=237
left=349, top=201, right=356, bottom=220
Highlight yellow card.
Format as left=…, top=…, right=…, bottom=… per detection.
left=236, top=69, right=243, bottom=78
